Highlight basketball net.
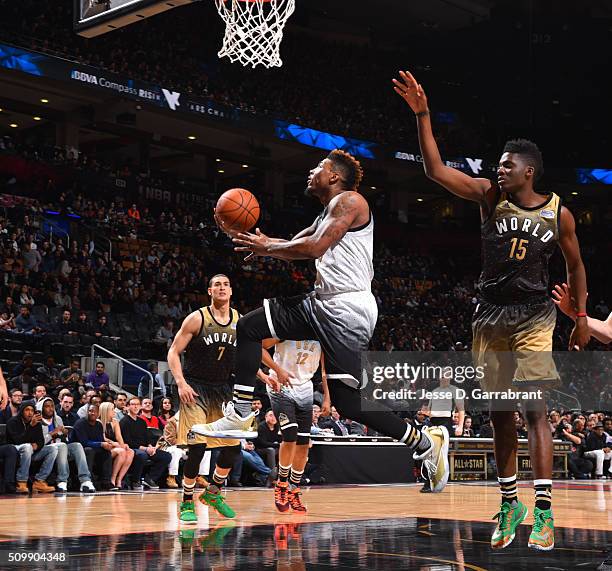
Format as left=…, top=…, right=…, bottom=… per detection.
left=215, top=0, right=295, bottom=68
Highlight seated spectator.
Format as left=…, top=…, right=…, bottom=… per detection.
left=78, top=394, right=102, bottom=419
left=8, top=369, right=35, bottom=395
left=128, top=204, right=141, bottom=221
left=462, top=416, right=475, bottom=437
left=57, top=393, right=79, bottom=427
left=114, top=392, right=128, bottom=421
left=0, top=311, right=15, bottom=331
left=6, top=402, right=57, bottom=494
left=33, top=384, right=47, bottom=402
left=119, top=397, right=171, bottom=489
left=73, top=310, right=92, bottom=335
left=59, top=358, right=86, bottom=395
left=310, top=403, right=330, bottom=435
left=478, top=417, right=494, bottom=438
left=0, top=388, right=23, bottom=423
left=514, top=411, right=528, bottom=438
left=154, top=318, right=175, bottom=347
left=584, top=422, right=612, bottom=479
left=139, top=397, right=161, bottom=430
left=251, top=398, right=264, bottom=414
left=69, top=404, right=114, bottom=489
left=86, top=362, right=110, bottom=391
left=99, top=402, right=134, bottom=491
left=255, top=409, right=280, bottom=471
left=14, top=306, right=41, bottom=334
left=93, top=315, right=113, bottom=338
left=11, top=355, right=34, bottom=378
left=37, top=356, right=61, bottom=388
left=559, top=420, right=593, bottom=479
left=54, top=309, right=77, bottom=335
left=157, top=397, right=174, bottom=429
left=19, top=285, right=35, bottom=308
left=37, top=397, right=95, bottom=493
left=240, top=439, right=272, bottom=487
left=320, top=406, right=349, bottom=436
left=3, top=296, right=17, bottom=319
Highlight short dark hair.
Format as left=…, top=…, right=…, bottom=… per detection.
left=503, top=138, right=544, bottom=183
left=327, top=149, right=364, bottom=190
left=9, top=387, right=22, bottom=396
left=116, top=392, right=128, bottom=399
left=96, top=361, right=105, bottom=367
left=209, top=273, right=230, bottom=287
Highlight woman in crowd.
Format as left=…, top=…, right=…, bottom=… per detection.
left=157, top=397, right=174, bottom=428
left=99, top=402, right=134, bottom=490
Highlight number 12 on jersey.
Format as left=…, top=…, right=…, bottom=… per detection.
left=509, top=238, right=529, bottom=260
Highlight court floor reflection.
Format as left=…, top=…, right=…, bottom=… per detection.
left=4, top=516, right=609, bottom=570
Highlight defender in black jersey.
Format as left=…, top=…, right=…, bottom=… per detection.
left=395, top=69, right=589, bottom=551
left=167, top=274, right=285, bottom=523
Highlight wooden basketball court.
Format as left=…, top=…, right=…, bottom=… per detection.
left=1, top=480, right=609, bottom=569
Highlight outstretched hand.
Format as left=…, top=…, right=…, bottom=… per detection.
left=392, top=70, right=429, bottom=115
left=213, top=209, right=240, bottom=239
left=551, top=282, right=583, bottom=320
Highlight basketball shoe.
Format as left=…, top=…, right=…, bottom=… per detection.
left=528, top=507, right=554, bottom=551
left=412, top=426, right=449, bottom=493
left=192, top=402, right=259, bottom=439
left=491, top=501, right=528, bottom=549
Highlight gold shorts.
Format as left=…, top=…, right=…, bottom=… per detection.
left=472, top=299, right=560, bottom=393
left=176, top=381, right=240, bottom=448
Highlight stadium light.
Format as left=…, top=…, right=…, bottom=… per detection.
left=242, top=164, right=249, bottom=168
left=188, top=135, right=196, bottom=140
left=33, top=116, right=42, bottom=121
left=40, top=98, right=49, bottom=103
left=417, top=198, right=424, bottom=202
left=571, top=192, right=578, bottom=196
left=218, top=169, right=225, bottom=173
left=9, top=123, right=18, bottom=128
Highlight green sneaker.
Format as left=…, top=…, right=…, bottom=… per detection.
left=200, top=489, right=236, bottom=519
left=491, top=501, right=528, bottom=549
left=179, top=501, right=198, bottom=524
left=528, top=507, right=554, bottom=551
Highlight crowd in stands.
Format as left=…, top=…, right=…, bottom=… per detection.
left=1, top=1, right=611, bottom=164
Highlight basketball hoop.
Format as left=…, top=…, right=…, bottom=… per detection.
left=215, top=0, right=295, bottom=68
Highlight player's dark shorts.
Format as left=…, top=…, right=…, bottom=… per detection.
left=177, top=379, right=239, bottom=448
left=263, top=291, right=377, bottom=389
left=269, top=390, right=312, bottom=443
left=472, top=297, right=560, bottom=394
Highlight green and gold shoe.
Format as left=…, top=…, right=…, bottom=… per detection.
left=528, top=507, right=554, bottom=551
left=200, top=489, right=236, bottom=519
left=491, top=501, right=528, bottom=549
left=179, top=501, right=198, bottom=524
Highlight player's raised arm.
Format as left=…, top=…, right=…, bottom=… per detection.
left=167, top=311, right=200, bottom=404
left=557, top=207, right=590, bottom=350
left=233, top=191, right=364, bottom=261
left=393, top=70, right=493, bottom=206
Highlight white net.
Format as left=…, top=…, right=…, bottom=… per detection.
left=215, top=0, right=295, bottom=68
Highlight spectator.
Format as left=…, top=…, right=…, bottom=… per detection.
left=153, top=318, right=175, bottom=347
left=0, top=310, right=15, bottom=331
left=57, top=393, right=79, bottom=427
left=73, top=310, right=92, bottom=335
left=15, top=306, right=41, bottom=333
left=157, top=397, right=174, bottom=429
left=255, top=409, right=280, bottom=471
left=77, top=392, right=101, bottom=418
left=93, top=315, right=113, bottom=338
left=478, top=417, right=494, bottom=438
left=343, top=418, right=366, bottom=436
left=19, top=285, right=35, bottom=308
left=0, top=388, right=23, bottom=423
left=54, top=309, right=77, bottom=335
left=514, top=411, right=528, bottom=438
left=462, top=416, right=475, bottom=437
left=6, top=402, right=57, bottom=494
left=251, top=398, right=264, bottom=413
left=137, top=362, right=166, bottom=401
left=310, top=403, right=327, bottom=435
left=37, top=356, right=61, bottom=387
left=559, top=420, right=593, bottom=479
left=240, top=439, right=272, bottom=487
left=11, top=355, right=34, bottom=378
left=584, top=422, right=612, bottom=479
left=114, top=392, right=128, bottom=421
left=33, top=384, right=47, bottom=402
left=99, top=402, right=134, bottom=491
left=0, top=443, right=18, bottom=494
left=86, top=362, right=110, bottom=391
left=69, top=404, right=113, bottom=490
left=3, top=296, right=17, bottom=319
left=128, top=204, right=141, bottom=221
left=59, top=358, right=85, bottom=394
left=119, top=397, right=172, bottom=489
left=320, top=406, right=349, bottom=436
left=36, top=397, right=96, bottom=493
left=139, top=398, right=161, bottom=430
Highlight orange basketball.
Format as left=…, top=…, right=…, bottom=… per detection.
left=215, top=188, right=260, bottom=233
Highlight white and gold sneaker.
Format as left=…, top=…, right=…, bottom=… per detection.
left=413, top=426, right=449, bottom=493
left=191, top=402, right=259, bottom=439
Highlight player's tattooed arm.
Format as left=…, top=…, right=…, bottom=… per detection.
left=558, top=206, right=590, bottom=350
left=233, top=192, right=364, bottom=260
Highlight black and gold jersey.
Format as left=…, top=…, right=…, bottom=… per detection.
left=183, top=306, right=239, bottom=386
left=478, top=192, right=561, bottom=305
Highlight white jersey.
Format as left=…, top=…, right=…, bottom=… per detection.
left=314, top=206, right=374, bottom=296
left=268, top=340, right=321, bottom=402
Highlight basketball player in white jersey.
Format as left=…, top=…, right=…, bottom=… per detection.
left=200, top=149, right=450, bottom=492
left=263, top=338, right=329, bottom=512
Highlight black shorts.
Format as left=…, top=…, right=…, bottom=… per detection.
left=263, top=291, right=378, bottom=389
left=269, top=390, right=312, bottom=442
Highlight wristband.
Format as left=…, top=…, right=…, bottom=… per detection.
left=576, top=312, right=587, bottom=318
left=416, top=110, right=430, bottom=118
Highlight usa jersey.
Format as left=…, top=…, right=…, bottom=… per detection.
left=268, top=339, right=321, bottom=404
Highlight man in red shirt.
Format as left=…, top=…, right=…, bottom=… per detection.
left=139, top=397, right=161, bottom=429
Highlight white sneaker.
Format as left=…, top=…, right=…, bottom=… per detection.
left=56, top=482, right=67, bottom=493
left=413, top=426, right=450, bottom=493
left=191, top=402, right=259, bottom=439
left=80, top=481, right=96, bottom=494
